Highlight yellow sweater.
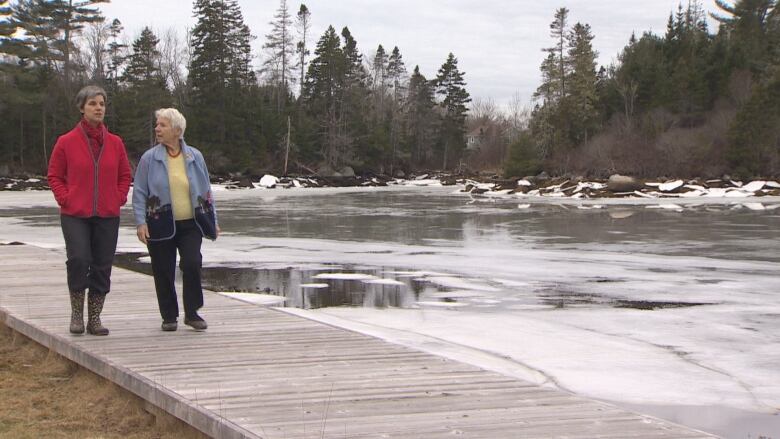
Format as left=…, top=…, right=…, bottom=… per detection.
left=167, top=153, right=193, bottom=220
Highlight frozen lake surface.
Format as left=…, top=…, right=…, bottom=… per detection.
left=1, top=186, right=779, bottom=438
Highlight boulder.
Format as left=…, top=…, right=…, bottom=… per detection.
left=236, top=176, right=254, bottom=189
left=440, top=176, right=459, bottom=185
left=258, top=174, right=279, bottom=188
left=607, top=174, right=642, bottom=192
left=338, top=166, right=356, bottom=177
left=316, top=164, right=340, bottom=177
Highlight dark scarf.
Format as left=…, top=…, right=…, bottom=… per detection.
left=80, top=118, right=104, bottom=159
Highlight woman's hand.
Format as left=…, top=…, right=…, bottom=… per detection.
left=216, top=225, right=221, bottom=239
left=137, top=224, right=150, bottom=244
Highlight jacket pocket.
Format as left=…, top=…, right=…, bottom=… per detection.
left=60, top=191, right=70, bottom=208
left=193, top=195, right=217, bottom=240
left=146, top=204, right=174, bottom=240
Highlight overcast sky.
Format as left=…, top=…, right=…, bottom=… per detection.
left=99, top=0, right=719, bottom=108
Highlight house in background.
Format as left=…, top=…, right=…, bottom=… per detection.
left=465, top=125, right=487, bottom=151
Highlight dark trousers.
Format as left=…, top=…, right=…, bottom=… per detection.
left=60, top=215, right=120, bottom=295
left=147, top=219, right=203, bottom=322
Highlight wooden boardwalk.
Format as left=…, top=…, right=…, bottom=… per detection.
left=0, top=244, right=717, bottom=439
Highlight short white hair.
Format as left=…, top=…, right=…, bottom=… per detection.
left=155, top=108, right=187, bottom=138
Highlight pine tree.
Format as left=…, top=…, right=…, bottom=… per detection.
left=386, top=46, right=407, bottom=173
left=105, top=18, right=125, bottom=81
left=3, top=0, right=106, bottom=170
left=11, top=0, right=107, bottom=94
left=123, top=27, right=162, bottom=84
left=435, top=53, right=471, bottom=169
left=302, top=25, right=343, bottom=166
left=387, top=46, right=407, bottom=104
left=406, top=65, right=437, bottom=166
left=52, top=0, right=107, bottom=93
left=263, top=0, right=295, bottom=109
left=545, top=7, right=570, bottom=100
left=340, top=26, right=367, bottom=86
left=566, top=22, right=600, bottom=143
left=532, top=8, right=574, bottom=155
left=0, top=0, right=19, bottom=167
left=504, top=130, right=542, bottom=177
left=712, top=0, right=776, bottom=74
left=371, top=44, right=388, bottom=121
left=188, top=0, right=257, bottom=168
left=727, top=71, right=780, bottom=176
left=295, top=3, right=311, bottom=97
left=339, top=26, right=370, bottom=165
left=117, top=27, right=171, bottom=155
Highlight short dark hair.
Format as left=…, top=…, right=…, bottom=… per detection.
left=75, top=85, right=107, bottom=111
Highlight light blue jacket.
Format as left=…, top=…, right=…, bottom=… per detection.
left=132, top=140, right=218, bottom=241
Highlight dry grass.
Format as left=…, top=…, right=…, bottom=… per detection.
left=0, top=323, right=209, bottom=439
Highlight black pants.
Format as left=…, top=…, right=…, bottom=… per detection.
left=147, top=219, right=204, bottom=322
left=60, top=215, right=120, bottom=295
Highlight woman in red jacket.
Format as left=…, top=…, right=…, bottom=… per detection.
left=47, top=85, right=132, bottom=336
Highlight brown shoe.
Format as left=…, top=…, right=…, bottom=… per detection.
left=161, top=320, right=178, bottom=331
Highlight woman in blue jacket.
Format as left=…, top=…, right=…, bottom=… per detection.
left=133, top=108, right=218, bottom=332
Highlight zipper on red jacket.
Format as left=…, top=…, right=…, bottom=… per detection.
left=79, top=125, right=104, bottom=216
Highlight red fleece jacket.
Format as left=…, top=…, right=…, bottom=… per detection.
left=47, top=124, right=132, bottom=218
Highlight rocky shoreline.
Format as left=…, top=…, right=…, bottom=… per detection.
left=4, top=173, right=780, bottom=199
left=219, top=173, right=780, bottom=199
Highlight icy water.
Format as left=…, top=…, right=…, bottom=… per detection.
left=1, top=186, right=779, bottom=438
left=133, top=188, right=780, bottom=311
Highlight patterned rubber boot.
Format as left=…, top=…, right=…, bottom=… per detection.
left=86, top=293, right=109, bottom=336
left=69, top=290, right=85, bottom=334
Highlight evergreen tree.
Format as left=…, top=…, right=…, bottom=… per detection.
left=387, top=46, right=407, bottom=173
left=727, top=71, right=780, bottom=176
left=295, top=3, right=311, bottom=96
left=123, top=27, right=162, bottom=84
left=371, top=43, right=388, bottom=121
left=664, top=1, right=713, bottom=116
left=340, top=26, right=368, bottom=87
left=504, top=130, right=542, bottom=177
left=387, top=46, right=407, bottom=104
left=0, top=0, right=18, bottom=167
left=712, top=0, right=776, bottom=73
left=302, top=25, right=343, bottom=166
left=435, top=52, right=471, bottom=169
left=117, top=27, right=172, bottom=155
left=9, top=0, right=106, bottom=94
left=339, top=26, right=370, bottom=165
left=262, top=0, right=295, bottom=109
left=566, top=22, right=600, bottom=143
left=52, top=0, right=107, bottom=94
left=532, top=8, right=574, bottom=156
left=406, top=65, right=437, bottom=166
left=545, top=7, right=570, bottom=100
left=188, top=0, right=257, bottom=169
left=3, top=0, right=106, bottom=170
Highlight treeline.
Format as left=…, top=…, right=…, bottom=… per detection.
left=3, top=1, right=779, bottom=179
left=505, top=0, right=780, bottom=179
left=0, top=0, right=471, bottom=175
